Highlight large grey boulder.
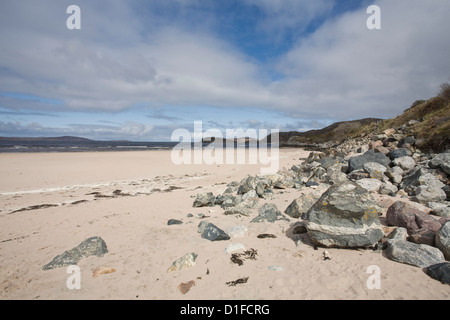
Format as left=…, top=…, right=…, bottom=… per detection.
left=43, top=236, right=108, bottom=270
left=435, top=221, right=450, bottom=260
left=348, top=150, right=390, bottom=172
left=385, top=239, right=445, bottom=268
left=303, top=182, right=384, bottom=248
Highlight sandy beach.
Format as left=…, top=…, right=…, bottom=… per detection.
left=0, top=148, right=449, bottom=300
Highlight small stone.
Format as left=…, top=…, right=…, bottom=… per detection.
left=167, top=219, right=183, bottom=225
left=178, top=280, right=196, bottom=294
left=268, top=265, right=284, bottom=272
left=167, top=252, right=198, bottom=272
left=224, top=243, right=246, bottom=253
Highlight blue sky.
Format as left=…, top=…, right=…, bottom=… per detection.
left=0, top=0, right=449, bottom=141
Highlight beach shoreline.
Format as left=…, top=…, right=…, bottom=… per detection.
left=0, top=149, right=449, bottom=300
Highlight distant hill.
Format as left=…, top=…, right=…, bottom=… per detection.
left=0, top=136, right=94, bottom=142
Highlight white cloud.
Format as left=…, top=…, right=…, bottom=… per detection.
left=0, top=0, right=449, bottom=131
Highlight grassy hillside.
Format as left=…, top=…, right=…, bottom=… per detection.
left=267, top=86, right=450, bottom=152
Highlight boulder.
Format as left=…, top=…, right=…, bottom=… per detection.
left=193, top=192, right=216, bottom=207
left=348, top=150, right=390, bottom=172
left=393, top=156, right=416, bottom=171
left=425, top=263, right=450, bottom=285
left=251, top=203, right=287, bottom=223
left=385, top=239, right=445, bottom=268
left=388, top=148, right=412, bottom=160
left=303, top=182, right=384, bottom=248
left=237, top=175, right=257, bottom=194
left=43, top=236, right=108, bottom=270
left=386, top=166, right=403, bottom=184
left=408, top=228, right=436, bottom=246
left=363, top=162, right=387, bottom=180
left=435, top=221, right=450, bottom=260
left=413, top=185, right=447, bottom=204
left=386, top=201, right=442, bottom=234
left=429, top=152, right=450, bottom=175
left=198, top=221, right=230, bottom=241
left=284, top=192, right=322, bottom=219
left=388, top=227, right=408, bottom=241
left=400, top=167, right=445, bottom=194
left=356, top=178, right=383, bottom=193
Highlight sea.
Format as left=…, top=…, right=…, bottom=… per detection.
left=0, top=139, right=273, bottom=153
left=0, top=139, right=178, bottom=153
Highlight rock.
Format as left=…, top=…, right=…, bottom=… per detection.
left=167, top=219, right=183, bottom=225
left=251, top=203, right=287, bottom=223
left=226, top=225, right=249, bottom=238
left=428, top=202, right=450, bottom=218
left=379, top=181, right=398, bottom=195
left=237, top=175, right=257, bottom=194
left=385, top=239, right=445, bottom=268
left=356, top=178, right=383, bottom=193
left=348, top=150, right=390, bottom=172
left=198, top=221, right=230, bottom=241
left=193, top=192, right=216, bottom=207
left=284, top=192, right=321, bottom=219
left=388, top=227, right=408, bottom=241
left=303, top=182, right=384, bottom=248
left=388, top=148, right=412, bottom=160
left=306, top=151, right=326, bottom=163
left=326, top=164, right=349, bottom=185
left=399, top=136, right=416, bottom=147
left=168, top=252, right=198, bottom=272
left=385, top=166, right=404, bottom=184
left=425, top=263, right=450, bottom=285
left=219, top=194, right=242, bottom=209
left=413, top=185, right=447, bottom=204
left=224, top=243, right=246, bottom=253
left=43, top=236, right=108, bottom=270
left=268, top=265, right=284, bottom=272
left=429, top=152, right=450, bottom=175
left=224, top=206, right=251, bottom=216
left=435, top=221, right=450, bottom=260
left=363, top=162, right=387, bottom=180
left=393, top=156, right=416, bottom=171
left=386, top=201, right=442, bottom=234
left=400, top=167, right=445, bottom=194
left=178, top=280, right=196, bottom=294
left=408, top=228, right=436, bottom=246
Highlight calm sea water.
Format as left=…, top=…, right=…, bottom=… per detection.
left=0, top=139, right=273, bottom=153
left=0, top=139, right=178, bottom=153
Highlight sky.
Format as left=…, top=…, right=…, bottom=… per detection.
left=0, top=0, right=449, bottom=141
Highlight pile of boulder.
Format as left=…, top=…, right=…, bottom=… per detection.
left=192, top=121, right=450, bottom=283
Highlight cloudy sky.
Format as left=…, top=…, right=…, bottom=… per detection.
left=1, top=0, right=449, bottom=141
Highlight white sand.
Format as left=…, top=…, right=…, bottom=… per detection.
left=0, top=149, right=449, bottom=300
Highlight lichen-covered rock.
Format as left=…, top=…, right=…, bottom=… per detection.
left=303, top=182, right=384, bottom=248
